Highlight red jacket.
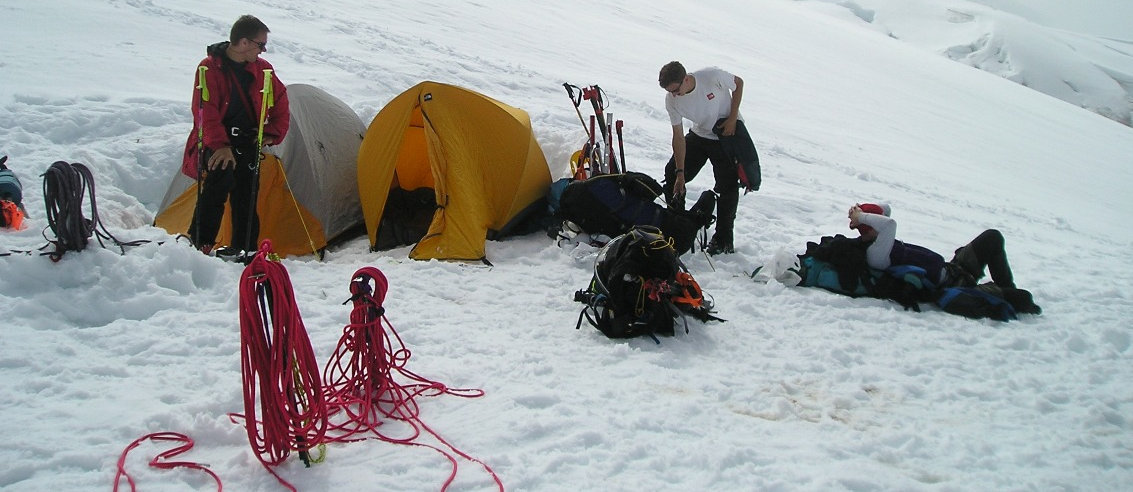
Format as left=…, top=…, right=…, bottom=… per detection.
left=181, top=42, right=290, bottom=178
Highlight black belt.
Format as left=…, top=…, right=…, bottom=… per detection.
left=229, top=126, right=256, bottom=138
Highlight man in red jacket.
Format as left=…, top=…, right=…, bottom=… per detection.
left=181, top=14, right=289, bottom=257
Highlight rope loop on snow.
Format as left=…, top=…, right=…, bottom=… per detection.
left=113, top=432, right=222, bottom=492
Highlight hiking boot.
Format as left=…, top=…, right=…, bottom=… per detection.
left=706, top=236, right=734, bottom=256
left=1003, top=288, right=1042, bottom=315
left=689, top=190, right=717, bottom=229
left=214, top=246, right=245, bottom=262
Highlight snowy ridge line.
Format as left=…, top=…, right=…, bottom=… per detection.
left=807, top=0, right=1133, bottom=126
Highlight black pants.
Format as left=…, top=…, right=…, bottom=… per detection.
left=662, top=132, right=739, bottom=244
left=190, top=146, right=260, bottom=251
left=950, top=229, right=1015, bottom=289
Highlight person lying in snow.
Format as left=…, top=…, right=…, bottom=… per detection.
left=849, top=202, right=1041, bottom=315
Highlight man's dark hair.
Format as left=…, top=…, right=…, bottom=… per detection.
left=230, top=15, right=269, bottom=43
left=658, top=61, right=686, bottom=88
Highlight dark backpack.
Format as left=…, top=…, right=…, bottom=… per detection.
left=936, top=286, right=1018, bottom=321
left=795, top=235, right=936, bottom=310
left=574, top=226, right=721, bottom=342
left=797, top=256, right=872, bottom=296
left=795, top=234, right=874, bottom=295
left=557, top=172, right=711, bottom=254
left=0, top=155, right=25, bottom=211
left=0, top=155, right=28, bottom=233
left=935, top=283, right=1041, bottom=321
left=871, top=264, right=937, bottom=311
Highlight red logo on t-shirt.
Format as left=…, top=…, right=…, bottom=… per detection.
left=706, top=92, right=715, bottom=100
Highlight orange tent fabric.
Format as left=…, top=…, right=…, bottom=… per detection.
left=154, top=154, right=325, bottom=257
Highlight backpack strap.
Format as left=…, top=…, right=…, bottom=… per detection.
left=573, top=280, right=609, bottom=332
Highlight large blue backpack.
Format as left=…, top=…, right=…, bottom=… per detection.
left=0, top=156, right=23, bottom=208
left=0, top=156, right=27, bottom=229
left=557, top=172, right=711, bottom=254
left=794, top=235, right=936, bottom=310
left=936, top=287, right=1018, bottom=321
left=797, top=255, right=872, bottom=296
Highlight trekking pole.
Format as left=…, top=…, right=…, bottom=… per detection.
left=616, top=119, right=626, bottom=172
left=562, top=83, right=592, bottom=140
left=194, top=66, right=209, bottom=250
left=244, top=69, right=274, bottom=261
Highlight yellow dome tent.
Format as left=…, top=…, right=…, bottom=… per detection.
left=358, top=81, right=551, bottom=262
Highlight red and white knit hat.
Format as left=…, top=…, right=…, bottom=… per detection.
left=851, top=202, right=891, bottom=233
left=859, top=203, right=890, bottom=216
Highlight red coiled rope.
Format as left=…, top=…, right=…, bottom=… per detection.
left=235, top=240, right=327, bottom=491
left=115, top=258, right=502, bottom=490
left=113, top=432, right=221, bottom=492
left=322, top=266, right=503, bottom=491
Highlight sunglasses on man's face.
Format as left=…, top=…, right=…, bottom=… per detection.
left=246, top=38, right=267, bottom=51
left=667, top=79, right=684, bottom=95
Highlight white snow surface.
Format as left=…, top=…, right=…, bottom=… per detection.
left=807, top=0, right=1133, bottom=126
left=2, top=1, right=1132, bottom=491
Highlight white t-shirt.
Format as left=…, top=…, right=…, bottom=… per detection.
left=665, top=67, right=742, bottom=140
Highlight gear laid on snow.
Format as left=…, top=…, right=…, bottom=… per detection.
left=575, top=226, right=723, bottom=342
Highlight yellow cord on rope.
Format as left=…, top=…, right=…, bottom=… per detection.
left=290, top=360, right=327, bottom=464
left=275, top=157, right=321, bottom=259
